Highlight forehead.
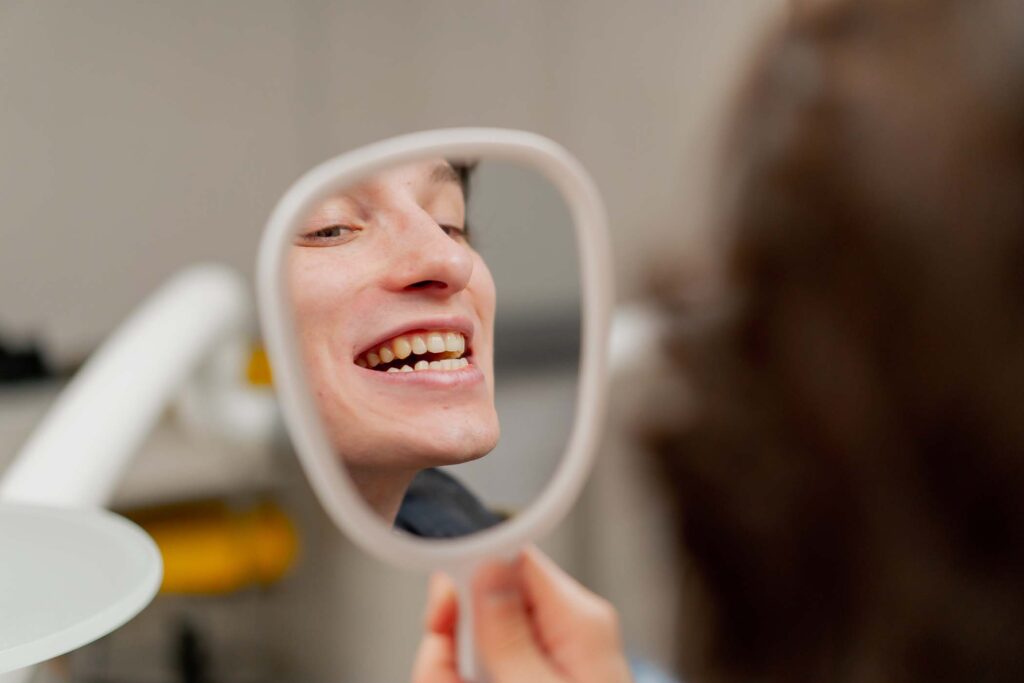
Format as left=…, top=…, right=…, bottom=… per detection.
left=350, top=158, right=459, bottom=195
left=302, top=158, right=466, bottom=230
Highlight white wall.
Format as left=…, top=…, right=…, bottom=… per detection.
left=0, top=0, right=782, bottom=364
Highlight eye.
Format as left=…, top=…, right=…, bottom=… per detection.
left=439, top=223, right=468, bottom=240
left=296, top=224, right=358, bottom=246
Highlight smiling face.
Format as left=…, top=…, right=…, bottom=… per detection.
left=287, top=159, right=499, bottom=482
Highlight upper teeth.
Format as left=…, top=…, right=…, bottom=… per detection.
left=355, top=330, right=468, bottom=372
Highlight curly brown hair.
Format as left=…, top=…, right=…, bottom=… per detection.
left=652, top=1, right=1024, bottom=682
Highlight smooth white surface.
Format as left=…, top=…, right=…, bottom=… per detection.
left=174, top=342, right=280, bottom=451
left=0, top=383, right=279, bottom=511
left=0, top=503, right=162, bottom=674
left=0, top=264, right=253, bottom=507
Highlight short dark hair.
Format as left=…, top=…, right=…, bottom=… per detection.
left=448, top=160, right=477, bottom=204
left=449, top=160, right=477, bottom=240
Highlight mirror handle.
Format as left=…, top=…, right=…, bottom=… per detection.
left=452, top=566, right=489, bottom=683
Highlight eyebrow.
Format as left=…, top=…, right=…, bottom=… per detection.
left=430, top=162, right=460, bottom=185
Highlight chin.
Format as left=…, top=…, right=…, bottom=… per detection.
left=331, top=402, right=500, bottom=471
left=409, top=428, right=501, bottom=471
left=395, top=413, right=500, bottom=469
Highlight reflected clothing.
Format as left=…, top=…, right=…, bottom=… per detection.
left=396, top=468, right=503, bottom=538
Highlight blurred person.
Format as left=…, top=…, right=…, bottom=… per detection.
left=412, top=0, right=1024, bottom=681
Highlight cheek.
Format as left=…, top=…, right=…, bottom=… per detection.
left=288, top=252, right=360, bottom=341
left=470, top=257, right=497, bottom=324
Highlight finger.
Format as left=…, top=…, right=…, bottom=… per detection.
left=472, top=559, right=562, bottom=683
left=519, top=548, right=626, bottom=671
left=411, top=631, right=462, bottom=683
left=425, top=572, right=459, bottom=636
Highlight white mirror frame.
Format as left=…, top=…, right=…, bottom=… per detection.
left=257, top=128, right=612, bottom=572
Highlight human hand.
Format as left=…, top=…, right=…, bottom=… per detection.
left=411, top=547, right=633, bottom=683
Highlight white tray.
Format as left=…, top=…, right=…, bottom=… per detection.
left=0, top=503, right=161, bottom=674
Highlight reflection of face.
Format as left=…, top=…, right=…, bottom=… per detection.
left=288, top=159, right=499, bottom=480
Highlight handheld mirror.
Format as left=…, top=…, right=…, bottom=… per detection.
left=257, top=128, right=611, bottom=680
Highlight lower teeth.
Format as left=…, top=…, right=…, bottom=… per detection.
left=384, top=358, right=468, bottom=373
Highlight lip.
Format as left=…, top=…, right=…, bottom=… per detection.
left=353, top=315, right=476, bottom=359
left=358, top=362, right=485, bottom=389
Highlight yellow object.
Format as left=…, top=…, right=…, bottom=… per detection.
left=246, top=343, right=273, bottom=386
left=129, top=500, right=298, bottom=595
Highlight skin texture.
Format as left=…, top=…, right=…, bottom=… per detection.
left=412, top=548, right=633, bottom=683
left=288, top=159, right=500, bottom=522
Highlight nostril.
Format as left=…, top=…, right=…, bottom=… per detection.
left=406, top=280, right=449, bottom=291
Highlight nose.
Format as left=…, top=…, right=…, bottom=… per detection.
left=380, top=206, right=474, bottom=296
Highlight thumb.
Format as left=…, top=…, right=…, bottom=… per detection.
left=472, top=559, right=563, bottom=683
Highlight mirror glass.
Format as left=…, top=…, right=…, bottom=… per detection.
left=285, top=156, right=581, bottom=538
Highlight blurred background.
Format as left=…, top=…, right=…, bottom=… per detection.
left=1, top=1, right=784, bottom=680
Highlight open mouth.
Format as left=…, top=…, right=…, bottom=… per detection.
left=355, top=330, right=470, bottom=373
